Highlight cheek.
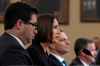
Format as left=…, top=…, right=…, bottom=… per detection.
left=53, top=30, right=56, bottom=37
left=91, top=51, right=97, bottom=57
left=52, top=31, right=60, bottom=41
left=55, top=45, right=61, bottom=50
left=62, top=43, right=67, bottom=48
left=56, top=43, right=65, bottom=48
left=53, top=29, right=59, bottom=35
left=25, top=28, right=33, bottom=36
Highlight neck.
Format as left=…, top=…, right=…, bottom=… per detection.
left=6, top=29, right=32, bottom=48
left=50, top=49, right=63, bottom=56
left=6, top=30, right=19, bottom=39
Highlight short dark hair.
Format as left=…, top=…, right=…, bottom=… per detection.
left=74, top=37, right=94, bottom=56
left=35, top=13, right=56, bottom=44
left=4, top=2, right=38, bottom=30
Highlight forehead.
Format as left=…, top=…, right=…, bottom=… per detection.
left=87, top=42, right=95, bottom=48
left=53, top=18, right=59, bottom=25
left=30, top=14, right=38, bottom=23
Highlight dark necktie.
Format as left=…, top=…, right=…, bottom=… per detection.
left=62, top=60, right=67, bottom=66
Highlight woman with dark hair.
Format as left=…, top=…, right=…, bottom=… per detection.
left=28, top=13, right=61, bottom=66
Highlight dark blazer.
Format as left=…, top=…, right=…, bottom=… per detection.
left=0, top=32, right=33, bottom=66
left=48, top=54, right=65, bottom=66
left=96, top=50, right=100, bottom=65
left=28, top=39, right=50, bottom=66
left=70, top=57, right=84, bottom=66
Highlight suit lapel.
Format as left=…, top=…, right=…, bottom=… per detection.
left=2, top=32, right=33, bottom=64
left=49, top=54, right=63, bottom=66
left=76, top=57, right=84, bottom=66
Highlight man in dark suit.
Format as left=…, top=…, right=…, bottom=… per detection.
left=70, top=38, right=97, bottom=66
left=93, top=37, right=100, bottom=65
left=0, top=2, right=38, bottom=66
left=95, top=50, right=100, bottom=65
left=48, top=32, right=70, bottom=66
left=70, top=57, right=84, bottom=66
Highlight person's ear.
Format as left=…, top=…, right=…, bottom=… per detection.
left=49, top=43, right=55, bottom=49
left=16, top=19, right=23, bottom=29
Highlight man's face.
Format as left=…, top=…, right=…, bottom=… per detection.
left=80, top=42, right=97, bottom=63
left=94, top=37, right=100, bottom=49
left=87, top=43, right=97, bottom=58
left=51, top=32, right=70, bottom=55
left=23, top=14, right=38, bottom=43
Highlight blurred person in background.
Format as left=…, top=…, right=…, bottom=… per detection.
left=70, top=37, right=97, bottom=66
left=93, top=36, right=100, bottom=65
left=48, top=31, right=70, bottom=66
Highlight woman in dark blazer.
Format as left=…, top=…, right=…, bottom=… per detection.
left=28, top=13, right=61, bottom=66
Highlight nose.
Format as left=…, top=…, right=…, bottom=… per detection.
left=33, top=27, right=38, bottom=35
left=56, top=27, right=61, bottom=35
left=34, top=29, right=38, bottom=34
left=57, top=27, right=61, bottom=34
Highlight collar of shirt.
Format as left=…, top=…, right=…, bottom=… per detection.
left=50, top=52, right=64, bottom=62
left=9, top=33, right=27, bottom=49
left=80, top=59, right=89, bottom=66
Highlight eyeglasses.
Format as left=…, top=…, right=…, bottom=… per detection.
left=25, top=22, right=38, bottom=27
left=28, top=22, right=37, bottom=27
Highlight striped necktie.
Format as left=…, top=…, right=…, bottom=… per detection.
left=62, top=60, right=67, bottom=66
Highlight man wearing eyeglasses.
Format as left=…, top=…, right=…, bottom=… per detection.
left=93, top=37, right=100, bottom=65
left=0, top=2, right=38, bottom=66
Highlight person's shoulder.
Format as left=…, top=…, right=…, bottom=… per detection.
left=48, top=54, right=62, bottom=66
left=96, top=50, right=100, bottom=64
left=70, top=57, right=83, bottom=66
left=0, top=32, right=15, bottom=42
left=0, top=49, right=33, bottom=65
left=96, top=50, right=100, bottom=60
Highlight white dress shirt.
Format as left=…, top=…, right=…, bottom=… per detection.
left=80, top=59, right=89, bottom=66
left=50, top=52, right=66, bottom=66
